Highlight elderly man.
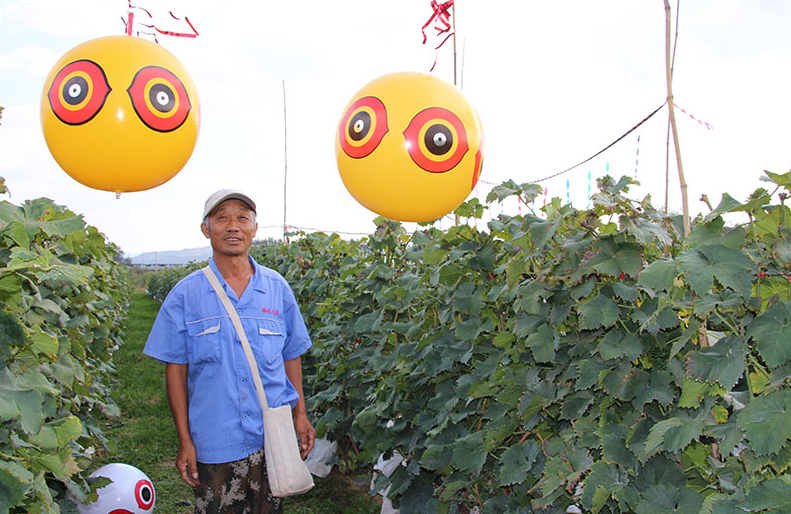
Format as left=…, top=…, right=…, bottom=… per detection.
left=144, top=189, right=315, bottom=513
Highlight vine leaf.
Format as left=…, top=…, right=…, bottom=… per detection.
left=578, top=294, right=619, bottom=330
left=635, top=484, right=703, bottom=514
left=637, top=259, right=677, bottom=292
left=748, top=303, right=791, bottom=368
left=498, top=441, right=539, bottom=486
left=686, top=336, right=747, bottom=388
left=737, top=390, right=791, bottom=456
left=741, top=477, right=791, bottom=511
left=451, top=432, right=486, bottom=476
left=0, top=461, right=33, bottom=513
left=678, top=246, right=755, bottom=298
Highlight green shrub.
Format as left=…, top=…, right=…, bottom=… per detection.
left=0, top=182, right=132, bottom=512
left=251, top=173, right=791, bottom=513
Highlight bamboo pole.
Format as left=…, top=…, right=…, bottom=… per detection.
left=283, top=80, right=288, bottom=242
left=453, top=2, right=460, bottom=227
left=664, top=0, right=690, bottom=236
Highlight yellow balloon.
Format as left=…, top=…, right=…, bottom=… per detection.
left=40, top=35, right=200, bottom=193
left=335, top=72, right=484, bottom=222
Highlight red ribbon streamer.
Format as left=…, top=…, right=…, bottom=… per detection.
left=124, top=2, right=199, bottom=40
left=422, top=0, right=454, bottom=44
left=422, top=0, right=454, bottom=71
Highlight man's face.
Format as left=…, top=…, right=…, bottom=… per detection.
left=201, top=199, right=257, bottom=257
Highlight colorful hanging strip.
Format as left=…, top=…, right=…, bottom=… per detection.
left=421, top=0, right=455, bottom=72
left=673, top=103, right=713, bottom=130
left=635, top=134, right=640, bottom=179
left=124, top=2, right=199, bottom=41
left=566, top=179, right=570, bottom=205
left=587, top=170, right=591, bottom=209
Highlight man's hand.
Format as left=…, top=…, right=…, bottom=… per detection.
left=292, top=410, right=316, bottom=460
left=176, top=439, right=200, bottom=487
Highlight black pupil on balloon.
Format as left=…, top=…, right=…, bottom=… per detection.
left=63, top=77, right=88, bottom=105
left=348, top=111, right=370, bottom=141
left=141, top=486, right=151, bottom=502
left=425, top=124, right=452, bottom=155
left=149, top=83, right=175, bottom=113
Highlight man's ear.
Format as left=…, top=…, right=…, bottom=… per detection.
left=201, top=221, right=210, bottom=239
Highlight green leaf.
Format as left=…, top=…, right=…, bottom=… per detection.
left=30, top=330, right=58, bottom=358
left=748, top=302, right=791, bottom=368
left=529, top=215, right=563, bottom=250
left=636, top=484, right=703, bottom=514
left=638, top=259, right=677, bottom=292
left=686, top=336, right=747, bottom=389
left=399, top=475, right=437, bottom=514
left=540, top=449, right=592, bottom=497
left=703, top=193, right=745, bottom=223
left=29, top=415, right=83, bottom=450
left=631, top=371, right=675, bottom=409
left=0, top=367, right=45, bottom=434
left=498, top=441, right=539, bottom=485
left=0, top=461, right=34, bottom=513
left=561, top=390, right=595, bottom=420
left=644, top=417, right=703, bottom=458
left=678, top=379, right=718, bottom=409
left=598, top=329, right=643, bottom=362
left=420, top=444, right=452, bottom=472
left=581, top=462, right=623, bottom=513
left=3, top=220, right=29, bottom=248
left=737, top=390, right=791, bottom=456
left=526, top=323, right=557, bottom=363
left=451, top=431, right=486, bottom=476
left=678, top=246, right=755, bottom=298
left=621, top=216, right=673, bottom=246
left=578, top=294, right=620, bottom=330
left=741, top=477, right=791, bottom=511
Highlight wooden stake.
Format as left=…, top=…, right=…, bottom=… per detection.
left=664, top=0, right=690, bottom=236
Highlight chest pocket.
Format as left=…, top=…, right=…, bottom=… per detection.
left=186, top=318, right=222, bottom=364
left=252, top=319, right=285, bottom=365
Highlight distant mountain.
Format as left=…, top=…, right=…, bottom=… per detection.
left=131, top=246, right=212, bottom=266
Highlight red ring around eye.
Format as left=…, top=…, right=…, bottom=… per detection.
left=135, top=479, right=155, bottom=509
left=339, top=96, right=388, bottom=158
left=472, top=146, right=483, bottom=189
left=127, top=66, right=191, bottom=132
left=47, top=60, right=111, bottom=125
left=403, top=107, right=468, bottom=173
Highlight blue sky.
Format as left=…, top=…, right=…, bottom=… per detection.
left=1, top=0, right=790, bottom=256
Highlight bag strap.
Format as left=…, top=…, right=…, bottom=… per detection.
left=202, top=266, right=270, bottom=410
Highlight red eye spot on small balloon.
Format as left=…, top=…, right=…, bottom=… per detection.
left=47, top=59, right=111, bottom=125
left=339, top=96, right=388, bottom=158
left=135, top=479, right=155, bottom=510
left=403, top=107, right=468, bottom=173
left=127, top=66, right=192, bottom=132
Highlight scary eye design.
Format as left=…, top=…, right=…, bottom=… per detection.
left=127, top=66, right=192, bottom=132
left=403, top=107, right=469, bottom=173
left=338, top=96, right=388, bottom=158
left=47, top=60, right=111, bottom=125
left=135, top=479, right=155, bottom=510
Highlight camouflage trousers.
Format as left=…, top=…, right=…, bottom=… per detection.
left=194, top=448, right=283, bottom=514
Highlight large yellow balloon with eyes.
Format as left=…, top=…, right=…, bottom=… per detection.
left=336, top=72, right=484, bottom=222
left=40, top=35, right=200, bottom=193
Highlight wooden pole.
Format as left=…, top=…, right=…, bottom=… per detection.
left=283, top=80, right=288, bottom=242
left=664, top=0, right=690, bottom=236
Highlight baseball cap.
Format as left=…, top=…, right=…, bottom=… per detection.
left=202, top=189, right=257, bottom=220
